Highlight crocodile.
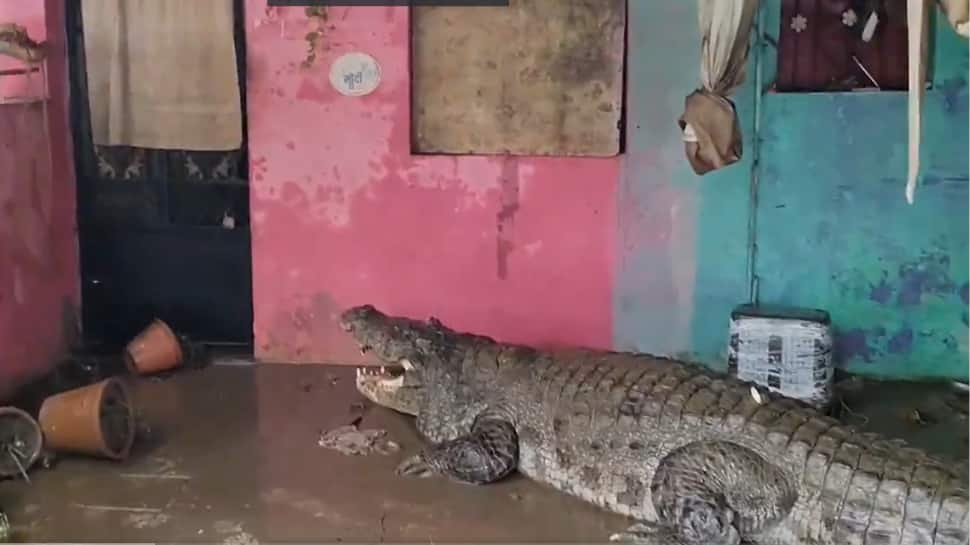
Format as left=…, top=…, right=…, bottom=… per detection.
left=340, top=304, right=969, bottom=545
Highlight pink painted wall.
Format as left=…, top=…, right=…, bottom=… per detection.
left=245, top=4, right=618, bottom=364
left=0, top=0, right=79, bottom=399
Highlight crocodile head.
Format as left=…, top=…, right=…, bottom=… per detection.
left=341, top=304, right=496, bottom=443
left=340, top=304, right=431, bottom=416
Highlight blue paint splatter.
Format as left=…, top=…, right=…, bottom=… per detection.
left=896, top=252, right=956, bottom=306
left=869, top=274, right=893, bottom=304
left=962, top=312, right=969, bottom=327
left=835, top=329, right=872, bottom=363
left=940, top=77, right=967, bottom=113
left=959, top=283, right=969, bottom=304
left=888, top=327, right=914, bottom=354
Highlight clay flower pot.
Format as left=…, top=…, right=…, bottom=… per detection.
left=0, top=407, right=43, bottom=478
left=125, top=319, right=184, bottom=375
left=38, top=378, right=135, bottom=461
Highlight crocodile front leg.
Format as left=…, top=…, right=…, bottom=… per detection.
left=396, top=415, right=518, bottom=485
left=611, top=440, right=797, bottom=545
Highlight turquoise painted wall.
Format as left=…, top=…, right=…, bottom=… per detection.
left=618, top=2, right=968, bottom=380
left=756, top=5, right=969, bottom=380
left=616, top=1, right=754, bottom=369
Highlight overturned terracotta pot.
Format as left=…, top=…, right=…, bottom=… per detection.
left=0, top=407, right=43, bottom=478
left=125, top=319, right=184, bottom=375
left=38, top=378, right=135, bottom=461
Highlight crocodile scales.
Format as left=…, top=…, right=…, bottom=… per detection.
left=341, top=304, right=969, bottom=545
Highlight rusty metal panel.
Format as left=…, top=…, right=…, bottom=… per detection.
left=411, top=0, right=626, bottom=156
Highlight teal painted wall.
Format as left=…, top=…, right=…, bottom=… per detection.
left=755, top=5, right=969, bottom=380
left=616, top=1, right=753, bottom=369
left=617, top=2, right=968, bottom=380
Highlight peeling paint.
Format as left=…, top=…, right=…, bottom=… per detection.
left=897, top=251, right=956, bottom=306
left=0, top=1, right=80, bottom=398
left=246, top=3, right=617, bottom=363
left=758, top=89, right=967, bottom=378
left=496, top=157, right=520, bottom=280
left=243, top=0, right=967, bottom=382
left=887, top=327, right=915, bottom=354
left=868, top=274, right=893, bottom=304
left=835, top=328, right=873, bottom=363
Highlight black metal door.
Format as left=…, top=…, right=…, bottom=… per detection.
left=65, top=1, right=253, bottom=348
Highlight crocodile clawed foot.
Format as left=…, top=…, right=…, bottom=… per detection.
left=609, top=518, right=743, bottom=545
left=395, top=453, right=436, bottom=479
left=611, top=522, right=727, bottom=545
left=609, top=522, right=676, bottom=544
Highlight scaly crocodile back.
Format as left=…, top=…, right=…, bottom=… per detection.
left=487, top=348, right=968, bottom=545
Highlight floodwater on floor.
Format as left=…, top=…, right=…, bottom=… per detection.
left=0, top=363, right=967, bottom=543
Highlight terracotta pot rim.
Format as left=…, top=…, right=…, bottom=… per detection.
left=99, top=378, right=136, bottom=460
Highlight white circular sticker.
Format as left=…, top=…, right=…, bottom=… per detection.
left=329, top=52, right=382, bottom=97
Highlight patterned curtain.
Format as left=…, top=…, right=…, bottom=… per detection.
left=90, top=146, right=243, bottom=183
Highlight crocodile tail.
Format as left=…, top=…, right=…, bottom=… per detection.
left=785, top=412, right=968, bottom=544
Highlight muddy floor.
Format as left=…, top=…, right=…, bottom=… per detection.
left=0, top=363, right=966, bottom=543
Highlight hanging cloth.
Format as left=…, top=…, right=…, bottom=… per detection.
left=907, top=0, right=968, bottom=204
left=81, top=0, right=242, bottom=151
left=906, top=0, right=930, bottom=204
left=679, top=0, right=760, bottom=176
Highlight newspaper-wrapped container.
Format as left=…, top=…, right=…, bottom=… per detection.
left=728, top=304, right=834, bottom=409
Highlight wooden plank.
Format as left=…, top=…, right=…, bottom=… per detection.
left=816, top=0, right=851, bottom=90
left=411, top=0, right=625, bottom=156
left=777, top=0, right=800, bottom=89
left=798, top=0, right=820, bottom=90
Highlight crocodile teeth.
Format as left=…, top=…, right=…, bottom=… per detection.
left=400, top=358, right=414, bottom=371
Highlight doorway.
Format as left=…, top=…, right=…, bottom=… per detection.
left=64, top=0, right=253, bottom=349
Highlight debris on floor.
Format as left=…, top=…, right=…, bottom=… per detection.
left=317, top=423, right=400, bottom=456
left=213, top=520, right=258, bottom=545
left=902, top=407, right=935, bottom=426
left=124, top=511, right=172, bottom=529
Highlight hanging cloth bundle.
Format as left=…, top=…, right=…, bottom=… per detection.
left=938, top=0, right=969, bottom=36
left=679, top=0, right=760, bottom=176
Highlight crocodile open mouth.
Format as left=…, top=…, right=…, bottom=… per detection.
left=355, top=364, right=406, bottom=388
left=353, top=360, right=422, bottom=416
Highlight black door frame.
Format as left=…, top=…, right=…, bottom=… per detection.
left=64, top=0, right=254, bottom=349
